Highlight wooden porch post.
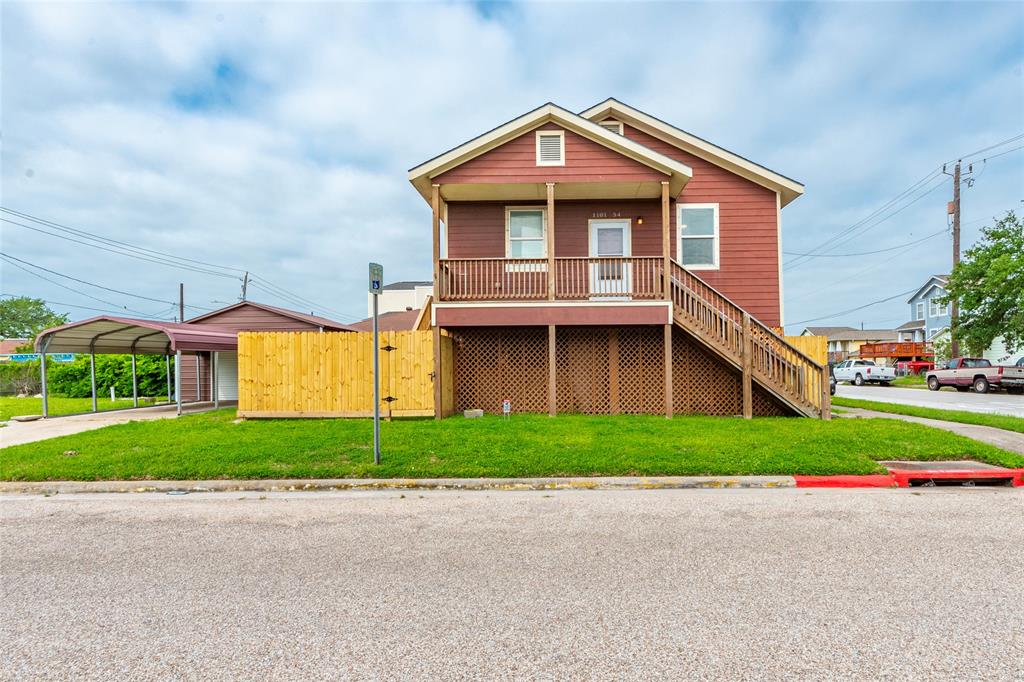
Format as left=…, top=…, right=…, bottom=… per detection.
left=742, top=313, right=753, bottom=419
left=547, top=182, right=555, bottom=300
left=664, top=324, right=673, bottom=418
left=548, top=325, right=556, bottom=416
left=432, top=184, right=443, bottom=420
left=661, top=181, right=671, bottom=301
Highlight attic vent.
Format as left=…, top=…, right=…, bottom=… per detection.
left=536, top=131, right=565, bottom=166
left=599, top=120, right=623, bottom=135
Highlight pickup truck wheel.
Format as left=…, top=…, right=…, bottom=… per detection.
left=973, top=377, right=989, bottom=394
left=927, top=376, right=940, bottom=391
left=853, top=374, right=864, bottom=387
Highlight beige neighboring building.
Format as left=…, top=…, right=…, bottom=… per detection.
left=366, top=281, right=432, bottom=316
left=800, top=326, right=898, bottom=364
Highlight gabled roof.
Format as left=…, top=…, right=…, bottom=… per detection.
left=408, top=102, right=693, bottom=203
left=801, top=326, right=856, bottom=337
left=897, top=319, right=926, bottom=330
left=184, top=301, right=354, bottom=331
left=906, top=275, right=949, bottom=304
left=579, top=98, right=806, bottom=207
left=349, top=309, right=422, bottom=332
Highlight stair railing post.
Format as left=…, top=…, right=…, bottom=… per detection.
left=742, top=313, right=753, bottom=419
left=820, top=363, right=831, bottom=420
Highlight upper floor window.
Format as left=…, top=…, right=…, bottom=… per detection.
left=535, top=131, right=565, bottom=166
left=928, top=298, right=948, bottom=317
left=506, top=208, right=547, bottom=258
left=916, top=302, right=924, bottom=320
left=677, top=204, right=719, bottom=269
left=598, top=120, right=624, bottom=135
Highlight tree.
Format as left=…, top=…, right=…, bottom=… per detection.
left=943, top=211, right=1024, bottom=355
left=0, top=296, right=68, bottom=341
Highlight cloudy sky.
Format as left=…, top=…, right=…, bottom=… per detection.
left=2, top=1, right=1022, bottom=331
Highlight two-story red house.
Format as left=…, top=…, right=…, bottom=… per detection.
left=409, top=99, right=828, bottom=419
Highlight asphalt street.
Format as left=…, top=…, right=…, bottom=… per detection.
left=2, top=489, right=1022, bottom=680
left=835, top=384, right=1024, bottom=416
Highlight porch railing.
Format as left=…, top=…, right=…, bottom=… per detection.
left=437, top=257, right=664, bottom=302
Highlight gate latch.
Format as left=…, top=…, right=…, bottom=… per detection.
left=383, top=396, right=398, bottom=403
left=381, top=344, right=398, bottom=352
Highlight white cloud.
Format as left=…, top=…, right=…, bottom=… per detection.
left=1, top=0, right=1021, bottom=329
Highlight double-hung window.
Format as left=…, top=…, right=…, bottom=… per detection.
left=929, top=298, right=948, bottom=316
left=677, top=204, right=719, bottom=269
left=916, top=302, right=924, bottom=320
left=506, top=208, right=547, bottom=269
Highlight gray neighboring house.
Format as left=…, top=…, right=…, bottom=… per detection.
left=900, top=275, right=950, bottom=342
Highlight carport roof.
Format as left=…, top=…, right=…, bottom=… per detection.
left=35, top=316, right=238, bottom=354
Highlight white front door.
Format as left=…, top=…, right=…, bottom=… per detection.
left=589, top=219, right=632, bottom=298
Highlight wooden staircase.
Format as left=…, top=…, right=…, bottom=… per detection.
left=667, top=260, right=829, bottom=419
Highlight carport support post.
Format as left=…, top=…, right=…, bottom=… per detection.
left=165, top=355, right=172, bottom=403
left=212, top=352, right=219, bottom=409
left=131, top=353, right=138, bottom=408
left=90, top=352, right=98, bottom=413
left=39, top=336, right=50, bottom=418
left=175, top=350, right=182, bottom=416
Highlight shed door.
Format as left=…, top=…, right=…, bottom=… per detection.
left=216, top=352, right=239, bottom=401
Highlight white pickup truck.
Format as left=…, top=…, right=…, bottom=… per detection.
left=833, top=359, right=896, bottom=386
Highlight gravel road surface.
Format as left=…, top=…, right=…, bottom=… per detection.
left=2, top=489, right=1022, bottom=680
left=835, top=384, right=1024, bottom=416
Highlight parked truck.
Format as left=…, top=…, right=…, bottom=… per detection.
left=833, top=359, right=897, bottom=386
left=925, top=357, right=1024, bottom=394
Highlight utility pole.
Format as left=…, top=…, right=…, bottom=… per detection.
left=178, top=283, right=185, bottom=323
left=240, top=272, right=249, bottom=301
left=943, top=160, right=972, bottom=358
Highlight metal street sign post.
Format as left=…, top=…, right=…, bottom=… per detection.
left=369, top=262, right=384, bottom=465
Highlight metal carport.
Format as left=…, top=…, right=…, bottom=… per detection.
left=34, top=316, right=238, bottom=418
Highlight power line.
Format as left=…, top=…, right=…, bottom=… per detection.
left=0, top=255, right=167, bottom=317
left=0, top=293, right=176, bottom=320
left=0, top=207, right=247, bottom=275
left=0, top=251, right=212, bottom=311
left=1, top=217, right=242, bottom=280
left=1, top=206, right=357, bottom=321
left=786, top=132, right=1024, bottom=272
left=782, top=227, right=948, bottom=258
left=788, top=288, right=919, bottom=327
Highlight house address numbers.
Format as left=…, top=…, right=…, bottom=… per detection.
left=591, top=211, right=623, bottom=218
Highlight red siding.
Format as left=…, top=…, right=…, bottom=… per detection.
left=189, top=307, right=324, bottom=332
left=447, top=199, right=664, bottom=259
left=623, top=125, right=781, bottom=327
left=435, top=123, right=666, bottom=185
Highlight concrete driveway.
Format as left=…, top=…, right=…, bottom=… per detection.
left=835, top=384, right=1024, bottom=416
left=0, top=403, right=228, bottom=448
left=2, top=488, right=1021, bottom=680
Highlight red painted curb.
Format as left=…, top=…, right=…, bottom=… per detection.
left=794, top=475, right=897, bottom=488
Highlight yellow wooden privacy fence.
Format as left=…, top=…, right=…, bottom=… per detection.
left=782, top=335, right=828, bottom=366
left=238, top=330, right=453, bottom=418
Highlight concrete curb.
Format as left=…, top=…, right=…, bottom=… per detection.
left=0, top=476, right=797, bottom=495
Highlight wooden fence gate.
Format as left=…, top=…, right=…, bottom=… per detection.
left=238, top=330, right=453, bottom=418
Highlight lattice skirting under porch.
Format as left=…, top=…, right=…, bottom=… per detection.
left=450, top=326, right=790, bottom=417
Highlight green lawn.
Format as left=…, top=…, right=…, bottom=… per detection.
left=2, top=410, right=1022, bottom=481
left=832, top=397, right=1024, bottom=434
left=0, top=396, right=162, bottom=421
left=891, top=374, right=927, bottom=389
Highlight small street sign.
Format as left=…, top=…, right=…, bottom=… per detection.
left=502, top=398, right=511, bottom=419
left=369, top=262, right=384, bottom=294
left=369, top=262, right=384, bottom=464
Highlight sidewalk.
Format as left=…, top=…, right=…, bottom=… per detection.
left=836, top=407, right=1024, bottom=455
